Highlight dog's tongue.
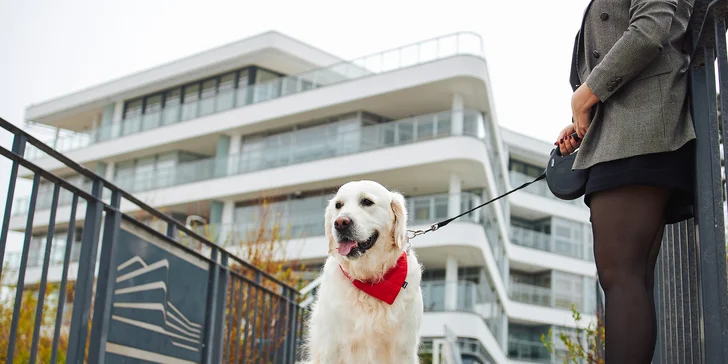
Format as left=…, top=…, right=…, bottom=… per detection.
left=337, top=241, right=357, bottom=256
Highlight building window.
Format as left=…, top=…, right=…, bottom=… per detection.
left=121, top=66, right=283, bottom=127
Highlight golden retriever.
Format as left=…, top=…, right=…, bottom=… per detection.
left=300, top=180, right=424, bottom=364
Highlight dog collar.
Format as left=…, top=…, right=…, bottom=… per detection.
left=339, top=252, right=409, bottom=305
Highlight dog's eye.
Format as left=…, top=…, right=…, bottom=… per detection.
left=335, top=202, right=343, bottom=209
left=360, top=198, right=374, bottom=207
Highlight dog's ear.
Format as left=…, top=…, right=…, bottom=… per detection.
left=390, top=191, right=408, bottom=250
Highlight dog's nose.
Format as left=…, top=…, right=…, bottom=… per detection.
left=334, top=216, right=352, bottom=231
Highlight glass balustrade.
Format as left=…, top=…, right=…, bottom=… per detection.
left=421, top=280, right=483, bottom=312
left=510, top=225, right=552, bottom=252
left=175, top=192, right=480, bottom=246
left=13, top=110, right=482, bottom=215
left=507, top=338, right=551, bottom=363
left=510, top=224, right=592, bottom=261
left=508, top=281, right=552, bottom=307
left=509, top=278, right=591, bottom=314
left=26, top=32, right=483, bottom=160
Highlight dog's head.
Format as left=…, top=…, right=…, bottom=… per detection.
left=324, top=180, right=408, bottom=280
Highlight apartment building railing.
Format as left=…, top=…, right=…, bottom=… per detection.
left=649, top=1, right=728, bottom=363
left=170, top=192, right=481, bottom=248
left=421, top=279, right=506, bottom=350
left=509, top=281, right=552, bottom=307
left=420, top=337, right=497, bottom=364
left=507, top=338, right=551, bottom=363
left=24, top=32, right=483, bottom=161
left=0, top=118, right=305, bottom=363
left=422, top=279, right=483, bottom=312
left=13, top=109, right=485, bottom=215
left=509, top=225, right=592, bottom=261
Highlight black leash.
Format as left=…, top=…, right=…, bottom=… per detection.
left=406, top=172, right=546, bottom=240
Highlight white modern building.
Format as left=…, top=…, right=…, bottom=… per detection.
left=4, top=30, right=597, bottom=363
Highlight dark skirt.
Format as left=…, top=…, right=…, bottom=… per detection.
left=583, top=141, right=695, bottom=224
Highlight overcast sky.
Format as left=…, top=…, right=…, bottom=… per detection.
left=0, top=0, right=590, bottom=249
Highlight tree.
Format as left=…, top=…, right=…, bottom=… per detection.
left=0, top=276, right=71, bottom=364
left=541, top=304, right=605, bottom=364
left=178, top=197, right=307, bottom=363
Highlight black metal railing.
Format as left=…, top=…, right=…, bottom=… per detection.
left=0, top=117, right=305, bottom=363
left=651, top=1, right=728, bottom=363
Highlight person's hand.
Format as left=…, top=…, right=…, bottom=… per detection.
left=571, top=83, right=599, bottom=138
left=555, top=124, right=580, bottom=156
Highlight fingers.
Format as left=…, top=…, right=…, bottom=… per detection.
left=574, top=111, right=590, bottom=139
left=555, top=124, right=576, bottom=146
left=577, top=124, right=588, bottom=139
left=567, top=134, right=580, bottom=152
left=557, top=132, right=581, bottom=156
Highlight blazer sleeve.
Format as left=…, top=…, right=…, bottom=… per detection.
left=585, top=0, right=679, bottom=102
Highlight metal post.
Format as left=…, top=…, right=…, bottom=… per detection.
left=88, top=189, right=122, bottom=362
left=51, top=195, right=79, bottom=364
left=67, top=179, right=105, bottom=364
left=6, top=173, right=40, bottom=363
left=212, top=253, right=229, bottom=363
left=202, top=247, right=220, bottom=363
left=28, top=184, right=60, bottom=364
left=0, top=134, right=26, bottom=278
left=691, top=39, right=728, bottom=363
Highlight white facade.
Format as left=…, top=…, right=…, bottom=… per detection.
left=4, top=31, right=597, bottom=363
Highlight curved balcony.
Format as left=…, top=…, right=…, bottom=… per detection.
left=507, top=338, right=551, bottom=363
left=176, top=192, right=482, bottom=247
left=24, top=32, right=483, bottom=161
left=509, top=225, right=591, bottom=261
left=421, top=279, right=505, bottom=349
left=508, top=279, right=592, bottom=314
left=13, top=110, right=484, bottom=215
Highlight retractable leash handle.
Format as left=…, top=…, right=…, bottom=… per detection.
left=545, top=132, right=589, bottom=200
left=407, top=133, right=588, bottom=240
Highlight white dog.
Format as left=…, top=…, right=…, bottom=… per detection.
left=300, top=180, right=424, bottom=364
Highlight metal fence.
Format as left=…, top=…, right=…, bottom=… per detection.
left=651, top=1, right=728, bottom=363
left=0, top=117, right=305, bottom=363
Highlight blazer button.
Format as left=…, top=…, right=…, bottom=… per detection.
left=608, top=85, right=614, bottom=92
left=600, top=12, right=609, bottom=21
left=616, top=77, right=623, bottom=84
left=592, top=50, right=600, bottom=59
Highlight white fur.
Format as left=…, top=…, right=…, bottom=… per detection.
left=299, top=180, right=424, bottom=364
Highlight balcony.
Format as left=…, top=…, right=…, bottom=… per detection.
left=509, top=281, right=552, bottom=307
left=422, top=280, right=482, bottom=312
left=507, top=338, right=551, bottom=363
left=508, top=276, right=593, bottom=314
left=13, top=110, right=484, bottom=215
left=510, top=225, right=589, bottom=261
left=24, top=32, right=483, bottom=161
left=509, top=170, right=584, bottom=206
left=421, top=279, right=506, bottom=348
left=178, top=192, right=483, bottom=247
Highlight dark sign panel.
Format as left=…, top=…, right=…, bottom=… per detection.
left=105, top=221, right=210, bottom=363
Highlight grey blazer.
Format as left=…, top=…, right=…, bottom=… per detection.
left=570, top=0, right=696, bottom=170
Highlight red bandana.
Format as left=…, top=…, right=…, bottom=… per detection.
left=339, top=252, right=409, bottom=305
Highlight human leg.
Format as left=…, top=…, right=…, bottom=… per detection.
left=589, top=185, right=671, bottom=363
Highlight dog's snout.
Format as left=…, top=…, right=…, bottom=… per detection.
left=334, top=216, right=352, bottom=231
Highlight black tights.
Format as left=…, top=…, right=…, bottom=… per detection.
left=590, top=185, right=672, bottom=364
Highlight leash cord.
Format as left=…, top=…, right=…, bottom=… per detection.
left=406, top=172, right=546, bottom=240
